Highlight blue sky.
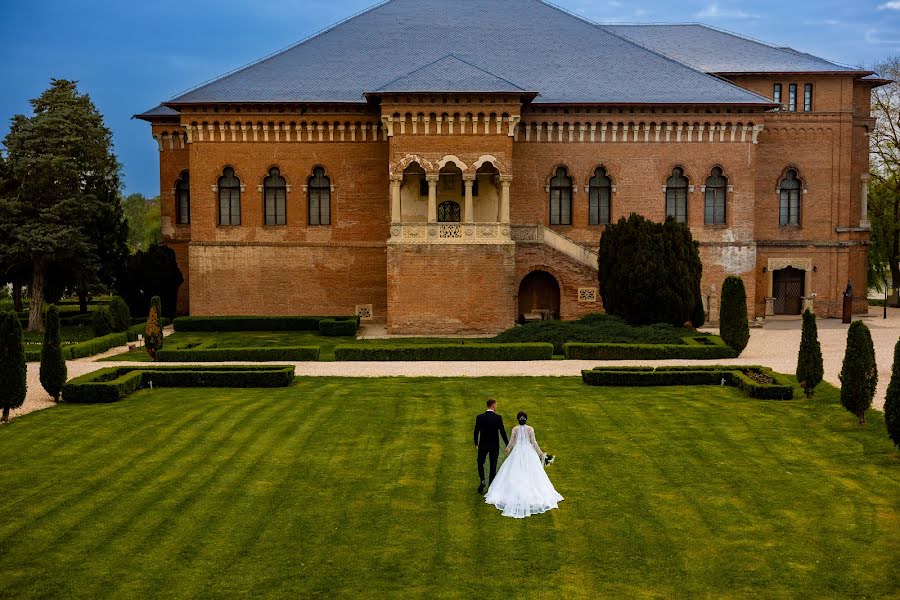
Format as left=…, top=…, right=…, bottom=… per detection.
left=1, top=0, right=898, bottom=197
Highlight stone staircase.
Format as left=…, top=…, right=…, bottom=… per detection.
left=511, top=224, right=599, bottom=271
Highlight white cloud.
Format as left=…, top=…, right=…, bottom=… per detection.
left=878, top=1, right=900, bottom=10
left=865, top=28, right=900, bottom=44
left=696, top=2, right=760, bottom=19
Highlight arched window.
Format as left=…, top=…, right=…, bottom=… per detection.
left=175, top=170, right=190, bottom=225
left=704, top=167, right=727, bottom=225
left=263, top=167, right=287, bottom=225
left=589, top=167, right=611, bottom=225
left=218, top=167, right=241, bottom=226
left=437, top=200, right=461, bottom=222
left=779, top=169, right=802, bottom=226
left=549, top=167, right=572, bottom=225
left=308, top=167, right=331, bottom=225
left=665, top=167, right=688, bottom=223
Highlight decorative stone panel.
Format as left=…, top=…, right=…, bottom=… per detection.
left=578, top=287, right=598, bottom=303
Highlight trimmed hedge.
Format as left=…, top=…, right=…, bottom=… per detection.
left=26, top=332, right=129, bottom=362
left=334, top=343, right=554, bottom=361
left=564, top=337, right=737, bottom=360
left=174, top=315, right=358, bottom=332
left=319, top=318, right=358, bottom=337
left=155, top=346, right=319, bottom=362
left=581, top=365, right=794, bottom=400
left=62, top=365, right=296, bottom=403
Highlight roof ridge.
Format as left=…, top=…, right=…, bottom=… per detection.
left=532, top=2, right=775, bottom=104
left=373, top=53, right=528, bottom=93
left=167, top=0, right=395, bottom=102
left=611, top=22, right=862, bottom=72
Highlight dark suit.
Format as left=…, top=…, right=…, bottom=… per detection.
left=474, top=410, right=509, bottom=485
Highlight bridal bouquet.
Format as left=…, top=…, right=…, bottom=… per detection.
left=543, top=454, right=555, bottom=466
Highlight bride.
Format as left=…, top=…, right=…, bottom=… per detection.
left=485, top=411, right=563, bottom=518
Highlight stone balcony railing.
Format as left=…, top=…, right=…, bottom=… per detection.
left=388, top=222, right=513, bottom=244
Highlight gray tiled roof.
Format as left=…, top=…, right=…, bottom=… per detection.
left=135, top=104, right=180, bottom=118
left=165, top=0, right=771, bottom=106
left=605, top=24, right=863, bottom=74
left=375, top=54, right=529, bottom=93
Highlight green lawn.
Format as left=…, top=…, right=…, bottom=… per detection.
left=0, top=378, right=896, bottom=598
left=100, top=331, right=473, bottom=362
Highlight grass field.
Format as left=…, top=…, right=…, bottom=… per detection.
left=100, top=331, right=472, bottom=362
left=0, top=378, right=897, bottom=598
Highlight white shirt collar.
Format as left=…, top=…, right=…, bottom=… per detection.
left=486, top=408, right=495, bottom=412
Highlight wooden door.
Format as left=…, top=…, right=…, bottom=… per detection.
left=773, top=267, right=805, bottom=315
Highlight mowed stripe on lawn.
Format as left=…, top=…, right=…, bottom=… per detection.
left=0, top=377, right=897, bottom=599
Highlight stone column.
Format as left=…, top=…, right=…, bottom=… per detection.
left=499, top=175, right=512, bottom=223
left=427, top=175, right=438, bottom=223
left=463, top=175, right=475, bottom=223
left=390, top=174, right=402, bottom=223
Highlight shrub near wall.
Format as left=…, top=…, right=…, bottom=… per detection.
left=335, top=343, right=554, bottom=361
left=319, top=318, right=358, bottom=337
left=174, top=316, right=358, bottom=332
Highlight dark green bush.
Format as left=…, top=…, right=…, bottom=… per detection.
left=91, top=307, right=115, bottom=337
left=318, top=318, right=358, bottom=337
left=581, top=369, right=727, bottom=387
left=796, top=309, right=824, bottom=398
left=62, top=365, right=295, bottom=403
left=598, top=213, right=704, bottom=327
left=155, top=346, right=319, bottom=362
left=885, top=339, right=900, bottom=449
left=335, top=343, right=554, bottom=361
left=839, top=321, right=878, bottom=424
left=108, top=296, right=131, bottom=332
left=0, top=311, right=27, bottom=422
left=491, top=312, right=705, bottom=354
left=730, top=370, right=794, bottom=400
left=39, top=305, right=67, bottom=402
left=173, top=315, right=358, bottom=332
left=719, top=275, right=750, bottom=353
left=563, top=339, right=736, bottom=360
left=65, top=333, right=127, bottom=360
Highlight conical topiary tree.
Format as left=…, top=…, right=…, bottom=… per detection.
left=39, top=304, right=67, bottom=402
left=885, top=338, right=900, bottom=449
left=796, top=308, right=824, bottom=398
left=0, top=311, right=27, bottom=423
left=108, top=295, right=131, bottom=333
left=719, top=276, right=750, bottom=353
left=839, top=321, right=878, bottom=424
left=144, top=295, right=163, bottom=359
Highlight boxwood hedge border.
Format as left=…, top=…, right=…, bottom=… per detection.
left=564, top=336, right=738, bottom=360
left=581, top=365, right=794, bottom=400
left=173, top=315, right=358, bottom=333
left=334, top=343, right=554, bottom=361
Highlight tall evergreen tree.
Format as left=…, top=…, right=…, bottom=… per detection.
left=0, top=311, right=27, bottom=422
left=598, top=213, right=704, bottom=327
left=796, top=308, right=824, bottom=398
left=839, top=321, right=878, bottom=424
left=719, top=276, right=750, bottom=353
left=884, top=338, right=900, bottom=449
left=39, top=305, right=66, bottom=402
left=0, top=79, right=123, bottom=332
left=144, top=296, right=163, bottom=359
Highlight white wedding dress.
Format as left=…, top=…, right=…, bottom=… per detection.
left=484, top=424, right=563, bottom=518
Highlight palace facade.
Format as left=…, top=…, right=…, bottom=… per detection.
left=137, top=0, right=882, bottom=334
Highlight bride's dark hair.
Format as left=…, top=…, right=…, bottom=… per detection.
left=516, top=411, right=527, bottom=425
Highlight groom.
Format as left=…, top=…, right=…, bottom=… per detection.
left=474, top=398, right=509, bottom=494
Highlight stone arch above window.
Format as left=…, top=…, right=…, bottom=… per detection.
left=308, top=166, right=331, bottom=226
left=589, top=167, right=612, bottom=225
left=778, top=168, right=803, bottom=226
left=264, top=166, right=287, bottom=226
left=549, top=166, right=572, bottom=226
left=218, top=167, right=241, bottom=226
left=175, top=170, right=190, bottom=225
left=665, top=167, right=688, bottom=224
left=704, top=166, right=727, bottom=225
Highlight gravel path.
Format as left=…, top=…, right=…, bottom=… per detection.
left=12, top=309, right=899, bottom=421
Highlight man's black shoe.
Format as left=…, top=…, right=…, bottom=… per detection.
left=477, top=483, right=485, bottom=494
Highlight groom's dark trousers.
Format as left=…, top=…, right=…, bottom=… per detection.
left=474, top=410, right=509, bottom=485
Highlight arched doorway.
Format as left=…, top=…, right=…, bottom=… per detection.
left=518, top=271, right=561, bottom=321
left=773, top=267, right=805, bottom=315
